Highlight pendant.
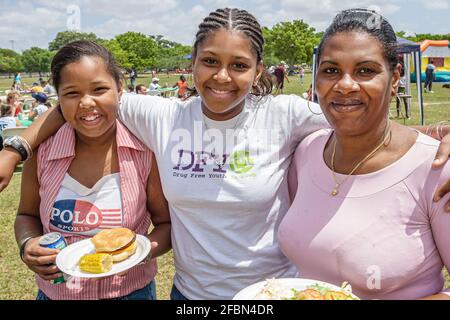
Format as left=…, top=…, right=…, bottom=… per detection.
left=331, top=184, right=339, bottom=196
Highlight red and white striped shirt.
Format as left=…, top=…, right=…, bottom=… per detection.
left=36, top=120, right=157, bottom=300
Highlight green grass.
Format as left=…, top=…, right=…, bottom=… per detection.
left=0, top=74, right=449, bottom=300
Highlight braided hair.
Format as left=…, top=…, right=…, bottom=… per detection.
left=189, top=8, right=272, bottom=97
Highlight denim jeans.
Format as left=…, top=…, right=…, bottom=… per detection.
left=170, top=284, right=189, bottom=300
left=36, top=280, right=156, bottom=300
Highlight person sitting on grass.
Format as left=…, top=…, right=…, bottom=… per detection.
left=28, top=92, right=49, bottom=121
left=0, top=104, right=21, bottom=133
left=135, top=84, right=148, bottom=95
left=149, top=77, right=161, bottom=91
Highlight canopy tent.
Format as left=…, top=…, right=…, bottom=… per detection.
left=312, top=37, right=425, bottom=125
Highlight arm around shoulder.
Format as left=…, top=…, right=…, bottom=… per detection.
left=145, top=152, right=171, bottom=259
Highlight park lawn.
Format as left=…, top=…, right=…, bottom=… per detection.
left=0, top=73, right=449, bottom=300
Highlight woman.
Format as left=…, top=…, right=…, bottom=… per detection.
left=278, top=9, right=450, bottom=300
left=14, top=40, right=171, bottom=300
left=174, top=75, right=188, bottom=99
left=1, top=8, right=450, bottom=300
left=6, top=91, right=22, bottom=118
left=0, top=104, right=21, bottom=133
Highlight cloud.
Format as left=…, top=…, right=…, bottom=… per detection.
left=0, top=4, right=66, bottom=51
left=422, top=0, right=449, bottom=10
left=266, top=0, right=401, bottom=29
left=0, top=0, right=446, bottom=53
left=83, top=4, right=208, bottom=45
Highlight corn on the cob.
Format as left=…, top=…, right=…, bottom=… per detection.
left=79, top=253, right=113, bottom=273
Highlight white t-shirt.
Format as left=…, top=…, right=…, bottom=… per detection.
left=119, top=93, right=328, bottom=299
left=49, top=173, right=123, bottom=236
left=149, top=83, right=161, bottom=91
left=0, top=116, right=17, bottom=132
left=44, top=84, right=57, bottom=95
left=34, top=104, right=48, bottom=117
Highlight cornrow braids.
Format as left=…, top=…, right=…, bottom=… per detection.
left=189, top=8, right=272, bottom=98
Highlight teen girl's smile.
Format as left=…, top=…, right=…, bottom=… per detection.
left=192, top=28, right=263, bottom=119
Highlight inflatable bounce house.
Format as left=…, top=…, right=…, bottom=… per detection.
left=411, top=40, right=450, bottom=83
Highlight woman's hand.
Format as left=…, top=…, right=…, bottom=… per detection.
left=0, top=149, right=21, bottom=192
left=432, top=131, right=450, bottom=211
left=21, top=237, right=63, bottom=281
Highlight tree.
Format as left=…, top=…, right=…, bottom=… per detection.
left=151, top=35, right=192, bottom=70
left=22, top=47, right=54, bottom=75
left=114, top=32, right=158, bottom=71
left=396, top=31, right=450, bottom=42
left=99, top=39, right=133, bottom=70
left=264, top=20, right=321, bottom=66
left=0, top=49, right=23, bottom=76
left=48, top=31, right=100, bottom=51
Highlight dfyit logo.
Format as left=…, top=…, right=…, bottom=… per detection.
left=229, top=151, right=255, bottom=174
left=172, top=149, right=256, bottom=176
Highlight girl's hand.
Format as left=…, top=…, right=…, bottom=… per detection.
left=21, top=237, right=62, bottom=281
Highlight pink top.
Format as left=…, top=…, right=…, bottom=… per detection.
left=278, top=129, right=450, bottom=300
left=36, top=120, right=157, bottom=300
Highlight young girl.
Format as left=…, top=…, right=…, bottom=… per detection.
left=2, top=8, right=450, bottom=300
left=14, top=40, right=171, bottom=300
left=174, top=75, right=188, bottom=99
left=6, top=91, right=22, bottom=118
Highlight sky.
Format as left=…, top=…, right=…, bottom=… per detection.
left=0, top=0, right=449, bottom=52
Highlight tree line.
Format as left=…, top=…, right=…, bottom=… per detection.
left=1, top=22, right=449, bottom=75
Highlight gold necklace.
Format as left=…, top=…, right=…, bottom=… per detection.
left=330, top=121, right=392, bottom=196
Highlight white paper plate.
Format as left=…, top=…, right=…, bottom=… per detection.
left=233, top=278, right=359, bottom=300
left=56, top=235, right=151, bottom=278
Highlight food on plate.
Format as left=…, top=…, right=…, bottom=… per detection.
left=77, top=228, right=138, bottom=274
left=292, top=283, right=358, bottom=300
left=79, top=253, right=113, bottom=274
left=255, top=278, right=295, bottom=299
left=255, top=279, right=359, bottom=300
left=92, top=228, right=137, bottom=262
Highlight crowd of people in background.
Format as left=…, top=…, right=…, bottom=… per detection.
left=0, top=77, right=57, bottom=139
left=1, top=62, right=314, bottom=141
left=124, top=72, right=190, bottom=99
